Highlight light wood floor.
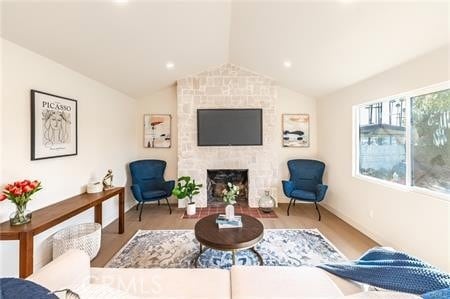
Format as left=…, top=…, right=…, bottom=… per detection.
left=91, top=203, right=378, bottom=267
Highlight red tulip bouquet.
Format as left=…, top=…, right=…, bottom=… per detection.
left=1, top=180, right=42, bottom=225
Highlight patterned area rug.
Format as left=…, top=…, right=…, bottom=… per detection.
left=106, top=229, right=345, bottom=269
left=182, top=207, right=277, bottom=219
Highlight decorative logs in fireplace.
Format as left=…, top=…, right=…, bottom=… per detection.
left=207, top=169, right=248, bottom=206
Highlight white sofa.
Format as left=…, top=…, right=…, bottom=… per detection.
left=27, top=249, right=419, bottom=298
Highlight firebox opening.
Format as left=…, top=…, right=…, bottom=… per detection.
left=207, top=169, right=248, bottom=206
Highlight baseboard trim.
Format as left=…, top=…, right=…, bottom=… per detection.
left=321, top=203, right=391, bottom=248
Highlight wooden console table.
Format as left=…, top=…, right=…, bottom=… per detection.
left=0, top=187, right=125, bottom=278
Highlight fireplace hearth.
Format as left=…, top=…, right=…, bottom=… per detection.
left=207, top=169, right=248, bottom=206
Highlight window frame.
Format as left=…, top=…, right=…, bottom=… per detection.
left=353, top=81, right=450, bottom=201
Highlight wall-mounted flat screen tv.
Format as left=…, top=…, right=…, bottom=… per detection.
left=197, top=109, right=263, bottom=146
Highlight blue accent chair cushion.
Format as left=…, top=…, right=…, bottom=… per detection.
left=282, top=159, right=328, bottom=219
left=129, top=160, right=175, bottom=203
left=142, top=190, right=167, bottom=200
left=0, top=278, right=58, bottom=299
left=290, top=189, right=317, bottom=201
left=129, top=160, right=175, bottom=220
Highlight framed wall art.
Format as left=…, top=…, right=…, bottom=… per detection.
left=31, top=90, right=78, bottom=160
left=282, top=113, right=310, bottom=147
left=144, top=114, right=171, bottom=148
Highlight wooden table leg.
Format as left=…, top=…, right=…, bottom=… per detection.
left=94, top=203, right=102, bottom=225
left=19, top=232, right=33, bottom=278
left=118, top=189, right=124, bottom=234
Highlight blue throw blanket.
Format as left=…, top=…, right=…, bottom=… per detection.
left=422, top=287, right=450, bottom=299
left=317, top=247, right=450, bottom=295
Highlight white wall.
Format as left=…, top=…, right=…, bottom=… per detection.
left=317, top=46, right=450, bottom=271
left=136, top=85, right=178, bottom=203
left=276, top=87, right=318, bottom=202
left=136, top=84, right=318, bottom=205
left=0, top=39, right=137, bottom=276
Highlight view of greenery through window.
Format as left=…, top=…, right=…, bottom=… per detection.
left=412, top=89, right=450, bottom=194
left=357, top=85, right=450, bottom=195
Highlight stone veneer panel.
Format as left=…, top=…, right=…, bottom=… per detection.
left=177, top=64, right=278, bottom=207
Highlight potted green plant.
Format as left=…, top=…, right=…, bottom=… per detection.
left=172, top=176, right=202, bottom=216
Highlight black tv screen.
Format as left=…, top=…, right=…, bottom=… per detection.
left=197, top=109, right=263, bottom=146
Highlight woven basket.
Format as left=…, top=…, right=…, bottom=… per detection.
left=52, top=222, right=102, bottom=261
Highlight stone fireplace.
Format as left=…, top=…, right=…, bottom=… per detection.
left=177, top=63, right=279, bottom=207
left=207, top=169, right=248, bottom=206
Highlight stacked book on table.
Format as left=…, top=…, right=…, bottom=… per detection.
left=216, top=214, right=242, bottom=229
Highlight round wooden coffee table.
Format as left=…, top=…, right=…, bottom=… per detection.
left=193, top=213, right=264, bottom=267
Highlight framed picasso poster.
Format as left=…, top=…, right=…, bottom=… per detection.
left=31, top=90, right=78, bottom=160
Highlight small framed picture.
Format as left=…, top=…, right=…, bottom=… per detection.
left=31, top=90, right=78, bottom=160
left=144, top=114, right=171, bottom=148
left=282, top=114, right=310, bottom=147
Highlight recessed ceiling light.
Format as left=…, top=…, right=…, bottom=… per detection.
left=166, top=62, right=175, bottom=70
left=114, top=0, right=128, bottom=5
left=283, top=60, right=292, bottom=68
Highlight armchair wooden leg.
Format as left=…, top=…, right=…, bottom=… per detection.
left=165, top=198, right=172, bottom=215
left=135, top=202, right=140, bottom=211
left=314, top=202, right=321, bottom=221
left=287, top=198, right=294, bottom=216
left=139, top=202, right=145, bottom=222
left=158, top=200, right=160, bottom=206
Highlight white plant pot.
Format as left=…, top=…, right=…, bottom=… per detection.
left=186, top=202, right=196, bottom=216
left=225, top=204, right=235, bottom=220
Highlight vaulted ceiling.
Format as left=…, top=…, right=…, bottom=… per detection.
left=1, top=1, right=449, bottom=99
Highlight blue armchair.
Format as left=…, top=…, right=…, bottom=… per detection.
left=129, top=160, right=175, bottom=221
left=282, top=159, right=328, bottom=221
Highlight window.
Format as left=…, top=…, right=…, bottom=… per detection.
left=411, top=89, right=450, bottom=193
left=358, top=98, right=407, bottom=184
left=354, top=82, right=450, bottom=196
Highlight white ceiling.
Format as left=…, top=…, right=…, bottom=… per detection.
left=1, top=1, right=449, bottom=99
left=230, top=1, right=449, bottom=97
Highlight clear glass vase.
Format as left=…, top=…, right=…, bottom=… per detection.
left=259, top=190, right=275, bottom=213
left=9, top=204, right=32, bottom=226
